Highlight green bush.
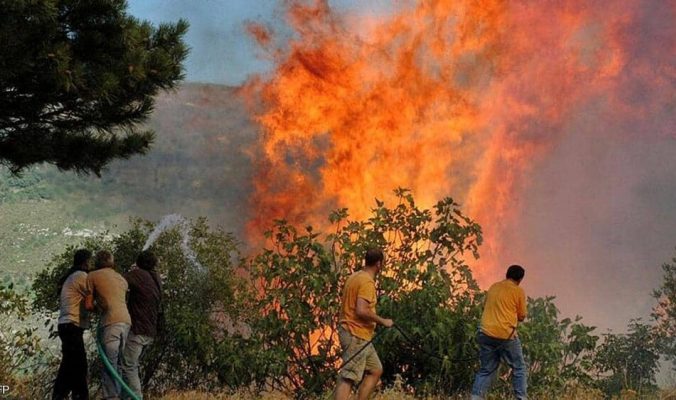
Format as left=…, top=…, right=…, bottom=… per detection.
left=0, top=282, right=42, bottom=392
left=245, top=189, right=483, bottom=396
left=32, top=218, right=250, bottom=395
left=594, top=320, right=661, bottom=396
left=652, top=252, right=676, bottom=369
left=21, top=192, right=673, bottom=398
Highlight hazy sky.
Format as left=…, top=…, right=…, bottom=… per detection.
left=127, top=0, right=394, bottom=85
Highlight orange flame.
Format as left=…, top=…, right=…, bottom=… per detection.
left=242, top=0, right=675, bottom=284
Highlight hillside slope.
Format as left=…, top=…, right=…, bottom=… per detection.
left=0, top=83, right=257, bottom=284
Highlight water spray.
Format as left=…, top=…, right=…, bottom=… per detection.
left=96, top=214, right=205, bottom=398
left=142, top=214, right=204, bottom=273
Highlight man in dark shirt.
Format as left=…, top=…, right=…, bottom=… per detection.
left=121, top=251, right=162, bottom=400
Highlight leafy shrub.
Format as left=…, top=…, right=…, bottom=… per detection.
left=0, top=282, right=43, bottom=394
left=22, top=192, right=673, bottom=399
left=594, top=320, right=661, bottom=396
left=32, top=218, right=250, bottom=395
left=247, top=189, right=484, bottom=396
left=652, top=252, right=676, bottom=369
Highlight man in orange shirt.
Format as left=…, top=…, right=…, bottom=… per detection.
left=471, top=265, right=528, bottom=400
left=334, top=248, right=394, bottom=400
left=85, top=250, right=131, bottom=400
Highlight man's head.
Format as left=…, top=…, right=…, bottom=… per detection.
left=506, top=264, right=525, bottom=283
left=73, top=249, right=92, bottom=271
left=364, top=248, right=384, bottom=272
left=136, top=250, right=158, bottom=271
left=95, top=250, right=114, bottom=270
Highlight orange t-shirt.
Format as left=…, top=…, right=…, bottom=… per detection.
left=87, top=268, right=131, bottom=327
left=480, top=279, right=527, bottom=339
left=339, top=270, right=377, bottom=340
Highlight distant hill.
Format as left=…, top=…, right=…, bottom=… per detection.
left=0, top=83, right=258, bottom=284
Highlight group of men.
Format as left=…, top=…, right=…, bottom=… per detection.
left=335, top=248, right=529, bottom=400
left=53, top=245, right=527, bottom=400
left=53, top=249, right=162, bottom=400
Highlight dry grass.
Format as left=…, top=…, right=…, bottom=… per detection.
left=156, top=391, right=288, bottom=400
left=156, top=386, right=676, bottom=400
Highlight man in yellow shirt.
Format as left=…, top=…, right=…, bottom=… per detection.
left=471, top=265, right=528, bottom=400
left=335, top=248, right=394, bottom=400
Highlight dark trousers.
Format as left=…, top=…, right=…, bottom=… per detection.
left=53, top=323, right=89, bottom=400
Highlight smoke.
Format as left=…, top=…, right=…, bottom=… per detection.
left=501, top=112, right=676, bottom=331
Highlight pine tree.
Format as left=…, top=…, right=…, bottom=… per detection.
left=0, top=0, right=189, bottom=175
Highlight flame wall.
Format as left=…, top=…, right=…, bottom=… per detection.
left=243, top=0, right=675, bottom=284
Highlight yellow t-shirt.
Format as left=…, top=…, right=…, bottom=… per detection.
left=480, top=279, right=527, bottom=339
left=339, top=270, right=377, bottom=340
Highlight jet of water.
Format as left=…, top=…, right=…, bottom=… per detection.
left=142, top=214, right=204, bottom=272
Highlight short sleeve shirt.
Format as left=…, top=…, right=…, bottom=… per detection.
left=58, top=271, right=90, bottom=329
left=480, top=279, right=527, bottom=339
left=339, top=270, right=377, bottom=340
left=87, top=268, right=131, bottom=327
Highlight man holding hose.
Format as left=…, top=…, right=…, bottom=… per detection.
left=85, top=250, right=131, bottom=400
left=471, top=264, right=528, bottom=400
left=121, top=251, right=163, bottom=400
left=334, top=248, right=393, bottom=400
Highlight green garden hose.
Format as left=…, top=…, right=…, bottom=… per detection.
left=95, top=325, right=141, bottom=400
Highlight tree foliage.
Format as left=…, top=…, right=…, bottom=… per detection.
left=32, top=218, right=249, bottom=395
left=247, top=189, right=483, bottom=396
left=594, top=320, right=662, bottom=396
left=652, top=251, right=676, bottom=369
left=21, top=192, right=676, bottom=398
left=0, top=0, right=188, bottom=174
left=0, top=282, right=42, bottom=390
left=515, top=298, right=599, bottom=395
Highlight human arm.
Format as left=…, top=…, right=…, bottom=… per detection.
left=84, top=274, right=95, bottom=311
left=355, top=297, right=393, bottom=327
left=517, top=290, right=527, bottom=322
left=85, top=292, right=95, bottom=311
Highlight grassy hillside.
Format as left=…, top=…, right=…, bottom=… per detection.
left=0, top=83, right=257, bottom=285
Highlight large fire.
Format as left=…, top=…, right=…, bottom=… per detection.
left=242, top=0, right=674, bottom=283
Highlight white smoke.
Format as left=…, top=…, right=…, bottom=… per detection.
left=142, top=214, right=205, bottom=273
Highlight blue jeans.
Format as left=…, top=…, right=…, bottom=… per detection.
left=471, top=332, right=528, bottom=400
left=101, top=323, right=130, bottom=400
left=121, top=332, right=154, bottom=399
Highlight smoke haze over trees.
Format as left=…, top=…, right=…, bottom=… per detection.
left=2, top=81, right=675, bottom=338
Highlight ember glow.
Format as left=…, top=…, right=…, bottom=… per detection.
left=243, top=0, right=675, bottom=283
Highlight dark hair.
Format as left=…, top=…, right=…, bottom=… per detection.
left=506, top=265, right=525, bottom=281
left=364, top=248, right=384, bottom=267
left=136, top=250, right=158, bottom=271
left=73, top=249, right=92, bottom=269
left=95, top=250, right=114, bottom=269
left=57, top=249, right=92, bottom=295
